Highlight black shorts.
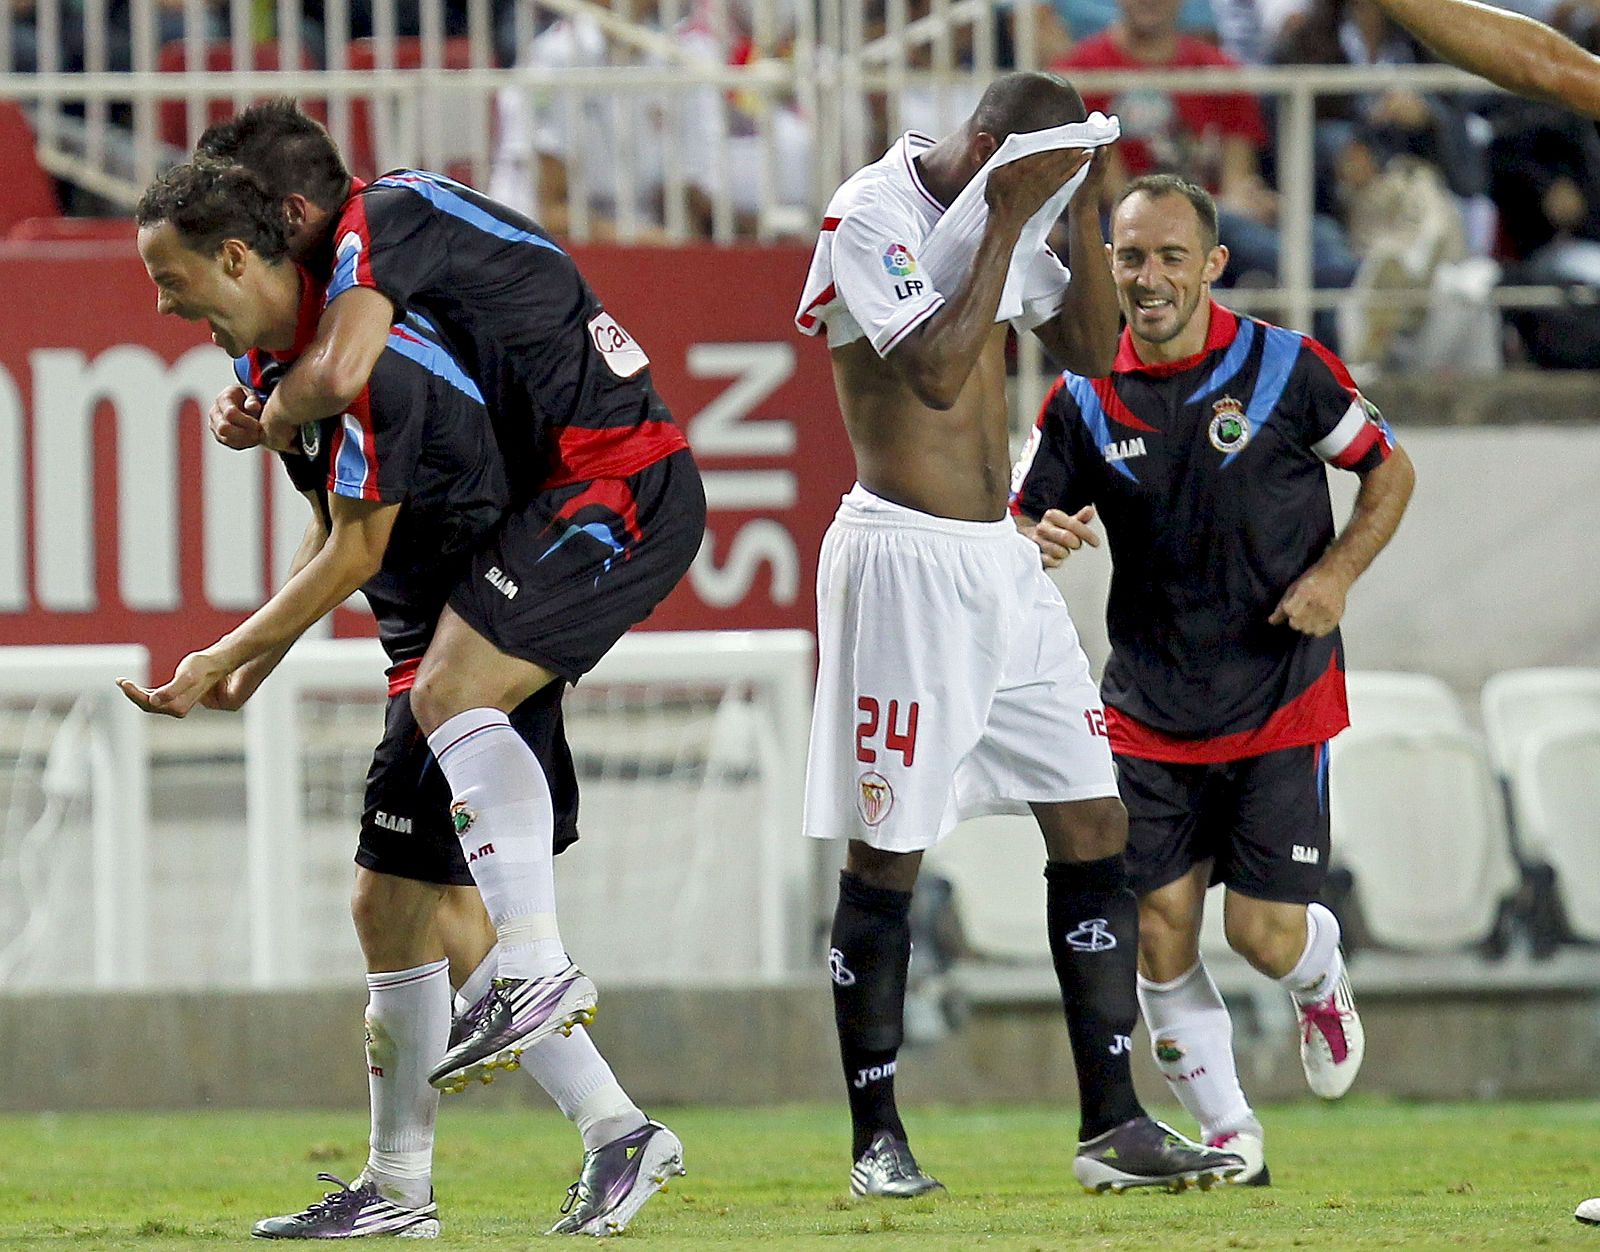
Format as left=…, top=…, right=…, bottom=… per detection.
left=1117, top=742, right=1331, bottom=905
left=355, top=682, right=581, bottom=886
left=448, top=449, right=706, bottom=683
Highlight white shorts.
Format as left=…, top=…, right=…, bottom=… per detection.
left=802, top=484, right=1118, bottom=853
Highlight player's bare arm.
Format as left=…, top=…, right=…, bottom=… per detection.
left=1270, top=443, right=1416, bottom=637
left=1033, top=151, right=1120, bottom=378
left=834, top=147, right=1093, bottom=520
left=119, top=493, right=400, bottom=716
left=258, top=287, right=396, bottom=450
left=1016, top=505, right=1101, bottom=569
left=891, top=146, right=1094, bottom=408
left=201, top=506, right=329, bottom=711
left=1371, top=0, right=1600, bottom=119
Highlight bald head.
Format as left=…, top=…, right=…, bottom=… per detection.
left=968, top=71, right=1087, bottom=142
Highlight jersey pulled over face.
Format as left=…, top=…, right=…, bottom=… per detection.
left=795, top=133, right=1075, bottom=517
left=1011, top=302, right=1395, bottom=758
left=796, top=133, right=1073, bottom=352
left=236, top=275, right=509, bottom=667
left=323, top=171, right=686, bottom=500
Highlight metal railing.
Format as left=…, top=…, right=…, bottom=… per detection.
left=0, top=0, right=1580, bottom=374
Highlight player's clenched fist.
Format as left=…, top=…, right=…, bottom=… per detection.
left=1023, top=504, right=1100, bottom=569
left=209, top=384, right=265, bottom=450
left=985, top=147, right=1093, bottom=227
left=1269, top=566, right=1349, bottom=637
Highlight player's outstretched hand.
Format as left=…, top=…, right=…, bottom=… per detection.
left=210, top=385, right=265, bottom=450
left=116, top=651, right=231, bottom=719
left=1026, top=505, right=1100, bottom=569
left=1269, top=566, right=1349, bottom=637
left=986, top=147, right=1094, bottom=229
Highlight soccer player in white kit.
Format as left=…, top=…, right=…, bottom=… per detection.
left=794, top=71, right=1245, bottom=1197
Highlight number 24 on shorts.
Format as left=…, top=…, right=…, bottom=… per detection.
left=856, top=697, right=920, bottom=767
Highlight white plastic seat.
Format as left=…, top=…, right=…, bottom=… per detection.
left=1480, top=668, right=1600, bottom=777
left=1344, top=670, right=1471, bottom=734
left=1328, top=708, right=1517, bottom=951
left=1504, top=713, right=1600, bottom=943
left=924, top=814, right=1047, bottom=963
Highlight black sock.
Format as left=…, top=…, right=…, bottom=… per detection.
left=1045, top=855, right=1145, bottom=1141
left=830, top=870, right=913, bottom=1160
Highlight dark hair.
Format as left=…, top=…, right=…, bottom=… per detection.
left=1112, top=173, right=1220, bottom=250
left=196, top=98, right=350, bottom=213
left=968, top=71, right=1087, bottom=140
left=135, top=160, right=292, bottom=261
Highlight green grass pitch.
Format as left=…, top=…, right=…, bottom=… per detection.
left=1, top=1100, right=1592, bottom=1249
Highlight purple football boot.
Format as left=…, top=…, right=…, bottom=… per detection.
left=547, top=1120, right=685, bottom=1237
left=430, top=964, right=598, bottom=1093
left=251, top=1174, right=439, bottom=1239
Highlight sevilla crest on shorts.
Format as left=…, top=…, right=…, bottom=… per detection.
left=857, top=771, right=894, bottom=826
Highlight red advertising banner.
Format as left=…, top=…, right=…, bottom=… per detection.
left=0, top=241, right=854, bottom=677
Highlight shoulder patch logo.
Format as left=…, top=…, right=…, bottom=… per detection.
left=882, top=243, right=917, bottom=277
left=1209, top=395, right=1250, bottom=453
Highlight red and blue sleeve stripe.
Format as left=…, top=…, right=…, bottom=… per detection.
left=326, top=387, right=382, bottom=501
left=326, top=195, right=377, bottom=304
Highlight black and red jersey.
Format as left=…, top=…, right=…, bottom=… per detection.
left=237, top=273, right=508, bottom=670
left=324, top=170, right=687, bottom=501
left=1010, top=302, right=1396, bottom=763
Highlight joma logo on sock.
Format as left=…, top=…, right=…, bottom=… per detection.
left=485, top=566, right=520, bottom=599
left=467, top=843, right=495, bottom=862
left=1292, top=845, right=1321, bottom=864
left=854, top=1061, right=896, bottom=1088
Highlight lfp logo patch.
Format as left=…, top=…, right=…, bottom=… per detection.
left=882, top=243, right=917, bottom=277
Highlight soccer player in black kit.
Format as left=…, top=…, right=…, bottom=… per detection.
left=127, top=160, right=573, bottom=1237
left=135, top=103, right=705, bottom=1236
left=1012, top=174, right=1414, bottom=1184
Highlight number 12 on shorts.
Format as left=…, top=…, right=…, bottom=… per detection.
left=1083, top=708, right=1107, bottom=737
left=857, top=696, right=920, bottom=766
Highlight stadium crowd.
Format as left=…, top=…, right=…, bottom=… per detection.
left=6, top=0, right=1600, bottom=364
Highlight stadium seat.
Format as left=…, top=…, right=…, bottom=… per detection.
left=1502, top=714, right=1600, bottom=943
left=1344, top=669, right=1471, bottom=733
left=923, top=814, right=1046, bottom=962
left=1329, top=672, right=1519, bottom=951
left=0, top=103, right=61, bottom=234
left=345, top=38, right=486, bottom=184
left=1480, top=667, right=1600, bottom=777
left=156, top=41, right=325, bottom=151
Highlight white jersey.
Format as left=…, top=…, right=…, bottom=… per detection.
left=794, top=132, right=1074, bottom=355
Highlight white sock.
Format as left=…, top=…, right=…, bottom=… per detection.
left=364, top=959, right=451, bottom=1208
left=453, top=946, right=499, bottom=1017
left=427, top=709, right=567, bottom=979
left=522, top=1025, right=648, bottom=1152
left=1137, top=960, right=1259, bottom=1143
left=1279, top=902, right=1343, bottom=1005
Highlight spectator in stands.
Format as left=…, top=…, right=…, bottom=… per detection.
left=1271, top=0, right=1487, bottom=208
left=1042, top=0, right=1219, bottom=48
left=1483, top=98, right=1600, bottom=365
left=1056, top=0, right=1360, bottom=301
left=490, top=0, right=809, bottom=240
